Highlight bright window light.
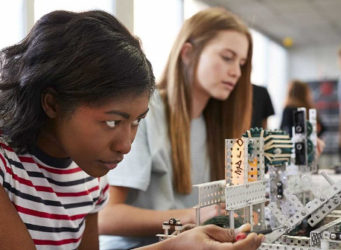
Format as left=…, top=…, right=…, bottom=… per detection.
left=267, top=42, right=288, bottom=128
left=251, top=29, right=288, bottom=128
left=251, top=29, right=268, bottom=86
left=0, top=0, right=25, bottom=49
left=34, top=0, right=114, bottom=21
left=134, top=0, right=183, bottom=81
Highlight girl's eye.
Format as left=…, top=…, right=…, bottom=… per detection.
left=221, top=56, right=233, bottom=62
left=132, top=118, right=142, bottom=127
left=106, top=120, right=120, bottom=128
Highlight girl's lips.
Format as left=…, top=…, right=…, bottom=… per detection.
left=98, top=159, right=122, bottom=170
left=222, top=81, right=235, bottom=90
left=103, top=162, right=118, bottom=170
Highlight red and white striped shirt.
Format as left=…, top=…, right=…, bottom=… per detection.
left=0, top=138, right=109, bottom=249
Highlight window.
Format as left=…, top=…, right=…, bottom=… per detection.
left=0, top=0, right=25, bottom=49
left=134, top=0, right=183, bottom=81
left=251, top=29, right=288, bottom=128
left=34, top=0, right=114, bottom=21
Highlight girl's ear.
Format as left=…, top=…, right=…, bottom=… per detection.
left=41, top=90, right=59, bottom=118
left=180, top=42, right=193, bottom=66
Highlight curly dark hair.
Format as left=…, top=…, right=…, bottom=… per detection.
left=0, top=10, right=155, bottom=153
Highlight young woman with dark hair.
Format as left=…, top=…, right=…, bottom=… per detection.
left=0, top=9, right=262, bottom=250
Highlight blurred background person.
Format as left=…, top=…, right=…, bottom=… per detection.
left=280, top=80, right=325, bottom=137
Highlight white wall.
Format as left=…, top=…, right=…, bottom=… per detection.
left=289, top=43, right=340, bottom=81
left=251, top=29, right=289, bottom=129
left=184, top=0, right=209, bottom=18
left=266, top=42, right=289, bottom=129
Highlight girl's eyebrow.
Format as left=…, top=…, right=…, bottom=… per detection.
left=105, top=108, right=149, bottom=119
left=222, top=48, right=236, bottom=55
left=105, top=110, right=130, bottom=119
left=138, top=108, right=149, bottom=118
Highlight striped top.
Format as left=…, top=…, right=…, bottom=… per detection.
left=0, top=138, right=109, bottom=249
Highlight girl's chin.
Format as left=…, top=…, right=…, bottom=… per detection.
left=213, top=92, right=231, bottom=101
left=81, top=166, right=108, bottom=178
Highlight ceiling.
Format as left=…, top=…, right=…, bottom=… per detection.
left=200, top=0, right=341, bottom=48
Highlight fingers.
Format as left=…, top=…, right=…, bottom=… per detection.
left=201, top=223, right=252, bottom=243
left=203, top=225, right=235, bottom=242
left=232, top=233, right=264, bottom=250
left=207, top=232, right=263, bottom=250
left=181, top=223, right=196, bottom=232
left=174, top=225, right=264, bottom=250
left=235, top=223, right=251, bottom=234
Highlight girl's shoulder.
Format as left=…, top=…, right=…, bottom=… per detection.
left=140, top=90, right=168, bottom=136
left=150, top=89, right=165, bottom=106
left=0, top=137, right=16, bottom=157
left=147, top=89, right=166, bottom=118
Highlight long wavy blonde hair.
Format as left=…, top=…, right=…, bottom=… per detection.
left=158, top=7, right=253, bottom=194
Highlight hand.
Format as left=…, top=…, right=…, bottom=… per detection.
left=198, top=203, right=225, bottom=224
left=170, top=224, right=263, bottom=250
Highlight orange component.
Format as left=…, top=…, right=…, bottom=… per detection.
left=248, top=158, right=258, bottom=182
